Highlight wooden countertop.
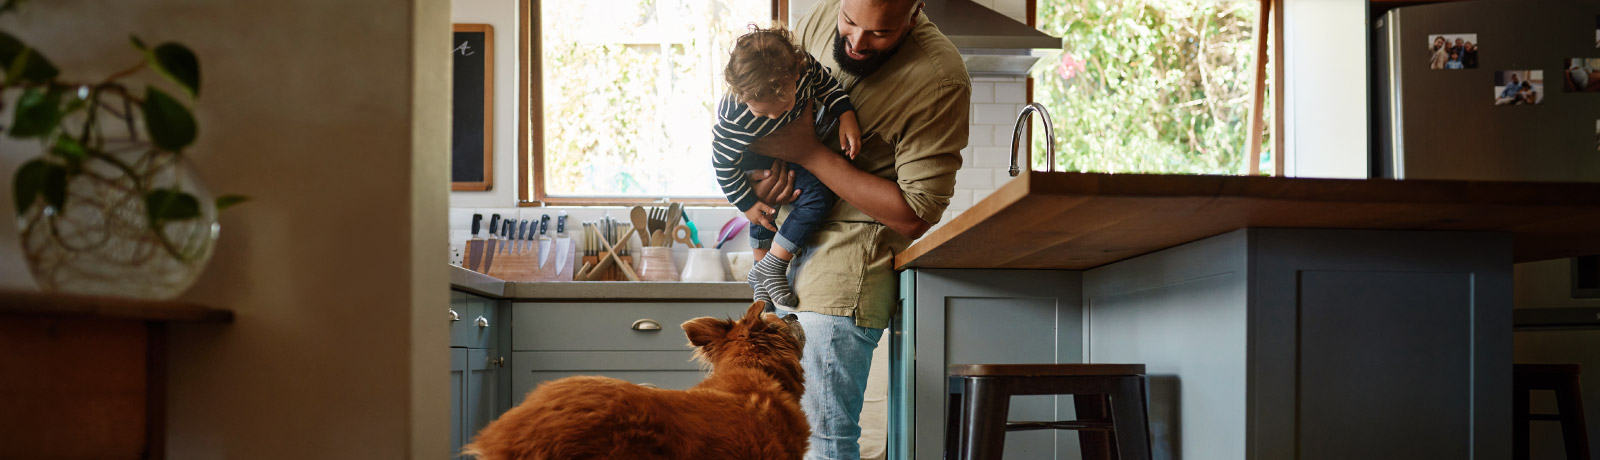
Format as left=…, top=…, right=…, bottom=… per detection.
left=0, top=289, right=233, bottom=322
left=896, top=172, right=1600, bottom=270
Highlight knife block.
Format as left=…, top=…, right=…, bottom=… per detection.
left=464, top=239, right=579, bottom=281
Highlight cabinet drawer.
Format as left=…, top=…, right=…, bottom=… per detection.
left=511, top=302, right=750, bottom=351
left=451, top=291, right=499, bottom=349
left=510, top=351, right=709, bottom=405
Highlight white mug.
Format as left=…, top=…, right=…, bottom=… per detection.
left=679, top=248, right=726, bottom=282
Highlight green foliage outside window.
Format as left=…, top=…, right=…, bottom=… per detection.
left=1032, top=0, right=1271, bottom=175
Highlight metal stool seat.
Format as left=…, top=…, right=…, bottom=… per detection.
left=946, top=363, right=1152, bottom=460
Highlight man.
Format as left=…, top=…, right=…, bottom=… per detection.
left=745, top=0, right=970, bottom=458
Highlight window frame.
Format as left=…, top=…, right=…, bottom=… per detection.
left=518, top=0, right=789, bottom=207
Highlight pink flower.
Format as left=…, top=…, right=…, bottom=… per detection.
left=1056, top=51, right=1087, bottom=80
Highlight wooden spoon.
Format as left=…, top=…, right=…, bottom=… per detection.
left=631, top=206, right=651, bottom=247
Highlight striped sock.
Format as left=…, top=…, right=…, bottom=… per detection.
left=747, top=253, right=795, bottom=310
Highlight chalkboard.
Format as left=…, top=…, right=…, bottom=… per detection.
left=452, top=24, right=494, bottom=191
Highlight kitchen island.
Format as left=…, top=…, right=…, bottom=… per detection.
left=888, top=172, right=1600, bottom=460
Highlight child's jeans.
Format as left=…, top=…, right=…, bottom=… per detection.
left=748, top=163, right=834, bottom=254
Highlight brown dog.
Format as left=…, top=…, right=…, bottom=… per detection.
left=462, top=301, right=810, bottom=460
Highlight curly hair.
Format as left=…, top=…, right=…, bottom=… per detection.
left=724, top=24, right=808, bottom=103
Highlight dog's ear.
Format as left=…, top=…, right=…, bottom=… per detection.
left=682, top=316, right=731, bottom=347
left=742, top=301, right=770, bottom=331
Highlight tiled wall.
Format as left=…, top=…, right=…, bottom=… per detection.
left=943, top=75, right=1029, bottom=226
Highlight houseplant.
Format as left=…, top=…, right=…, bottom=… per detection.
left=4, top=1, right=245, bottom=299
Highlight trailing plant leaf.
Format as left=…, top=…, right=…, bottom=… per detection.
left=142, top=87, right=196, bottom=151
left=0, top=0, right=27, bottom=16
left=148, top=43, right=200, bottom=97
left=145, top=188, right=201, bottom=224
left=130, top=35, right=147, bottom=51
left=50, top=135, right=86, bottom=163
left=0, top=32, right=58, bottom=83
left=215, top=194, right=249, bottom=212
left=12, top=159, right=66, bottom=216
left=9, top=86, right=62, bottom=138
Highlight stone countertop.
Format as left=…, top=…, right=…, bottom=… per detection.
left=449, top=265, right=753, bottom=300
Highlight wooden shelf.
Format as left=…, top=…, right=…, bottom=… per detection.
left=0, top=289, right=233, bottom=323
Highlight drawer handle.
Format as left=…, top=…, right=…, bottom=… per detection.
left=638, top=383, right=660, bottom=389
left=476, top=316, right=490, bottom=328
left=630, top=319, right=662, bottom=331
left=449, top=309, right=461, bottom=322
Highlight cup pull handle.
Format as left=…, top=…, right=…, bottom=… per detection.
left=476, top=316, right=489, bottom=328
left=449, top=309, right=461, bottom=322
left=630, top=319, right=662, bottom=331
left=638, top=383, right=660, bottom=389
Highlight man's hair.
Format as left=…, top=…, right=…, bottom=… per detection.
left=725, top=24, right=807, bottom=103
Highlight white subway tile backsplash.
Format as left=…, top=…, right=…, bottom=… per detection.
left=968, top=124, right=995, bottom=147
left=973, top=103, right=1015, bottom=125
left=949, top=189, right=974, bottom=211
left=995, top=123, right=1020, bottom=150
left=960, top=146, right=975, bottom=166
left=973, top=146, right=1012, bottom=169
left=969, top=81, right=995, bottom=104
left=993, top=168, right=1019, bottom=188
left=972, top=188, right=995, bottom=204
left=995, top=82, right=1026, bottom=104
left=955, top=168, right=995, bottom=190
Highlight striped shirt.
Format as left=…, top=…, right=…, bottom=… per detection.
left=713, top=54, right=854, bottom=212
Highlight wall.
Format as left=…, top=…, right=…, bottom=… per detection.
left=0, top=0, right=451, bottom=457
left=1282, top=0, right=1369, bottom=179
left=451, top=0, right=522, bottom=208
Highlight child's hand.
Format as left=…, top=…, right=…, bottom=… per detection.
left=745, top=202, right=779, bottom=232
left=838, top=110, right=862, bottom=159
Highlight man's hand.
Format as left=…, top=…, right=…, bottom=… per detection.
left=750, top=101, right=831, bottom=166
left=747, top=160, right=801, bottom=206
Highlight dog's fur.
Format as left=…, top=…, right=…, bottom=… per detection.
left=462, top=301, right=809, bottom=460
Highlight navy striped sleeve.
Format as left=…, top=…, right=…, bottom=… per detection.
left=804, top=56, right=854, bottom=118
left=711, top=94, right=781, bottom=212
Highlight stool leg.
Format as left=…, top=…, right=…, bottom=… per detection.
left=1554, top=376, right=1590, bottom=460
left=947, top=376, right=965, bottom=458
left=1109, top=376, right=1152, bottom=460
left=960, top=377, right=1010, bottom=460
left=1075, top=394, right=1115, bottom=460
left=1514, top=380, right=1530, bottom=460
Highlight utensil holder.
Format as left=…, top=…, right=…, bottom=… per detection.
left=636, top=247, right=679, bottom=282
left=679, top=248, right=726, bottom=282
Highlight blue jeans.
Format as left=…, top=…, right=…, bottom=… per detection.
left=792, top=311, right=884, bottom=460
left=747, top=163, right=834, bottom=254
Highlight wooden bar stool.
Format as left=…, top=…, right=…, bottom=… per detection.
left=1514, top=364, right=1590, bottom=460
left=946, top=364, right=1151, bottom=460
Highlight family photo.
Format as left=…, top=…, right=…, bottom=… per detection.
left=1565, top=58, right=1600, bottom=92
left=1494, top=70, right=1544, bottom=105
left=1429, top=33, right=1479, bottom=69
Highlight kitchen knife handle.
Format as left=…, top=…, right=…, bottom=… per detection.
left=556, top=212, right=567, bottom=235
left=539, top=214, right=551, bottom=235
left=471, top=214, right=482, bottom=236
left=489, top=214, right=501, bottom=237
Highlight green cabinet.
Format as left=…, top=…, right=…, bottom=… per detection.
left=449, top=290, right=509, bottom=459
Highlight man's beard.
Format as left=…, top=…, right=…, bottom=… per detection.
left=833, top=29, right=903, bottom=77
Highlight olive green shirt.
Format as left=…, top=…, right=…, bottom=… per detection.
left=783, top=0, right=970, bottom=328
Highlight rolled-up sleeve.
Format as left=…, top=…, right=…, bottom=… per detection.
left=894, top=81, right=969, bottom=224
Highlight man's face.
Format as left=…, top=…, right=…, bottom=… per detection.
left=1454, top=38, right=1463, bottom=47
left=834, top=0, right=920, bottom=76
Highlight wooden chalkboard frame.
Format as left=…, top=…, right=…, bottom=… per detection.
left=453, top=23, right=495, bottom=191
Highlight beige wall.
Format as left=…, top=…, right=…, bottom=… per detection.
left=450, top=0, right=522, bottom=208
left=0, top=0, right=451, bottom=457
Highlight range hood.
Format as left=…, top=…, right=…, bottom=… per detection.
left=920, top=0, right=1062, bottom=76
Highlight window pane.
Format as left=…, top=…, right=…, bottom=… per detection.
left=541, top=0, right=770, bottom=198
left=1034, top=0, right=1271, bottom=174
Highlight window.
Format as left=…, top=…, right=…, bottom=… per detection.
left=524, top=0, right=779, bottom=205
left=1032, top=0, right=1272, bottom=174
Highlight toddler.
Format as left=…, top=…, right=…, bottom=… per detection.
left=713, top=24, right=861, bottom=310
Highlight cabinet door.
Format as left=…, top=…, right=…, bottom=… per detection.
left=449, top=348, right=467, bottom=459
left=903, top=269, right=1083, bottom=460
left=465, top=348, right=498, bottom=445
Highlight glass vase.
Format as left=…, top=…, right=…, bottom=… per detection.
left=17, top=150, right=219, bottom=300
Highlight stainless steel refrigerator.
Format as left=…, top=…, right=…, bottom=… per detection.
left=1372, top=0, right=1600, bottom=182
left=1375, top=3, right=1600, bottom=459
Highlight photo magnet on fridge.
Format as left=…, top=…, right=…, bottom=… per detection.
left=1563, top=58, right=1600, bottom=92
left=1493, top=70, right=1544, bottom=106
left=1428, top=33, right=1478, bottom=70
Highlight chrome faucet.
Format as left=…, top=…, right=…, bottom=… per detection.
left=1008, top=102, right=1057, bottom=176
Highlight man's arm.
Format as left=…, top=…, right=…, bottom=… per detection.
left=750, top=102, right=935, bottom=240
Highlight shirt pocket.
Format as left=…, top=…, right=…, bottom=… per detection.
left=791, top=223, right=879, bottom=311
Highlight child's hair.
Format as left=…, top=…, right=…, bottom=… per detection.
left=725, top=24, right=808, bottom=103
